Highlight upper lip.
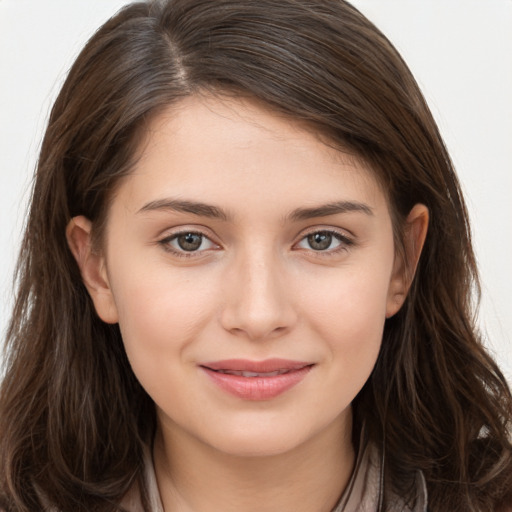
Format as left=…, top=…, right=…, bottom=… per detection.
left=201, top=358, right=312, bottom=373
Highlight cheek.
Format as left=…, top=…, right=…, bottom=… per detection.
left=298, top=257, right=393, bottom=381
left=108, top=262, right=220, bottom=380
left=302, top=262, right=392, bottom=334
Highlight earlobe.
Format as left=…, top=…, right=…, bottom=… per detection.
left=386, top=204, right=429, bottom=318
left=66, top=216, right=119, bottom=324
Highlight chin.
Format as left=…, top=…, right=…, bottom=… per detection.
left=212, top=431, right=305, bottom=458
left=199, top=413, right=325, bottom=459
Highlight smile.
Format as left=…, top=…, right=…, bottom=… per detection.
left=200, top=359, right=314, bottom=400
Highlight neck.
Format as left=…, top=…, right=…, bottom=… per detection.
left=153, top=410, right=355, bottom=512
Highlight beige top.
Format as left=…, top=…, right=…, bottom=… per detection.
left=120, top=442, right=428, bottom=512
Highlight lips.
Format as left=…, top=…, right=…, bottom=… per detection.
left=200, top=359, right=313, bottom=400
left=202, top=358, right=311, bottom=373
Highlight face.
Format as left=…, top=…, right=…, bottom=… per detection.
left=70, top=94, right=423, bottom=458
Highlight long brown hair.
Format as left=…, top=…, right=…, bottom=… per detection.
left=1, top=1, right=511, bottom=510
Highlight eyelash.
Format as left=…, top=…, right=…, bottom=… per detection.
left=158, top=230, right=219, bottom=259
left=295, top=229, right=354, bottom=256
left=157, top=228, right=354, bottom=259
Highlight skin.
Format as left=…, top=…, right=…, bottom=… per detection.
left=67, top=94, right=428, bottom=512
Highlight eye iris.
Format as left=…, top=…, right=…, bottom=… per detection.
left=177, top=233, right=202, bottom=251
left=308, top=232, right=332, bottom=250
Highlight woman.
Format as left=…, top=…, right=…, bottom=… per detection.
left=1, top=0, right=511, bottom=511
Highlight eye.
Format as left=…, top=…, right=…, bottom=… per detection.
left=159, top=231, right=218, bottom=255
left=296, top=230, right=353, bottom=252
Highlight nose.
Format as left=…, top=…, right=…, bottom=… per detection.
left=220, top=248, right=297, bottom=341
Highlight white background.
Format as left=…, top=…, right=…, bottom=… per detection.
left=1, top=1, right=511, bottom=379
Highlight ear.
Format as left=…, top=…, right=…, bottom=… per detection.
left=66, top=216, right=119, bottom=324
left=386, top=204, right=429, bottom=318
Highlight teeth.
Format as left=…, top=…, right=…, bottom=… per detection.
left=216, top=369, right=291, bottom=377
left=242, top=371, right=261, bottom=377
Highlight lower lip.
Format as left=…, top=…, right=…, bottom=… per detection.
left=201, top=365, right=313, bottom=400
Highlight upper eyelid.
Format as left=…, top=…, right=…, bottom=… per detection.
left=295, top=226, right=354, bottom=241
left=158, top=225, right=218, bottom=241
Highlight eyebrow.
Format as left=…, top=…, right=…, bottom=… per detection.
left=137, top=198, right=373, bottom=221
left=287, top=201, right=373, bottom=221
left=137, top=198, right=229, bottom=220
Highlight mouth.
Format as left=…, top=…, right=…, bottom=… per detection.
left=199, top=359, right=314, bottom=400
left=201, top=358, right=312, bottom=373
left=212, top=368, right=295, bottom=377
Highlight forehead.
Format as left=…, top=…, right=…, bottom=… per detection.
left=114, top=94, right=388, bottom=218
